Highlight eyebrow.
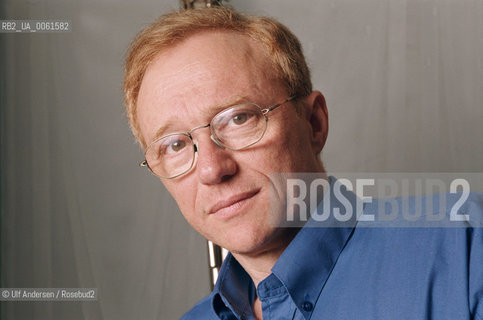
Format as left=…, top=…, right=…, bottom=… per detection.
left=151, top=95, right=251, bottom=143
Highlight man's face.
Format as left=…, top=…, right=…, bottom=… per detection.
left=136, top=31, right=325, bottom=255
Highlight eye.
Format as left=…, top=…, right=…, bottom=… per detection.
left=211, top=104, right=261, bottom=133
left=157, top=135, right=191, bottom=156
left=170, top=140, right=186, bottom=152
left=232, top=113, right=248, bottom=125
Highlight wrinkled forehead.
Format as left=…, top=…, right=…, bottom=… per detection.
left=136, top=31, right=283, bottom=146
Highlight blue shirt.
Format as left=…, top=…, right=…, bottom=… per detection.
left=182, top=178, right=483, bottom=320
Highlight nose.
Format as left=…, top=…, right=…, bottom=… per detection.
left=194, top=133, right=237, bottom=185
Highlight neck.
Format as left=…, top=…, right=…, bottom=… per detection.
left=231, top=228, right=300, bottom=287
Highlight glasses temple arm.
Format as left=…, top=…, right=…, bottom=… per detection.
left=263, top=95, right=297, bottom=114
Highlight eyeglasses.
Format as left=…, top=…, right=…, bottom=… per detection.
left=139, top=96, right=297, bottom=179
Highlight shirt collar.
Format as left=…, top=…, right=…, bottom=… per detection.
left=212, top=253, right=255, bottom=318
left=271, top=176, right=358, bottom=317
left=211, top=176, right=358, bottom=318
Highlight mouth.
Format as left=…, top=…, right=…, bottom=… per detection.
left=208, top=189, right=260, bottom=217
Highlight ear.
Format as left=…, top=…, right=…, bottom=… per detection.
left=303, top=91, right=328, bottom=155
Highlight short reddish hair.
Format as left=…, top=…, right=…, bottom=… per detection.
left=124, top=7, right=312, bottom=148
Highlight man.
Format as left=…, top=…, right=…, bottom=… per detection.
left=124, top=7, right=482, bottom=320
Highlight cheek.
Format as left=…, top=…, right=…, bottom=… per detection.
left=163, top=181, right=198, bottom=218
left=262, top=121, right=313, bottom=171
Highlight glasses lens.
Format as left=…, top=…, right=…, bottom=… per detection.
left=211, top=103, right=267, bottom=150
left=145, top=134, right=194, bottom=178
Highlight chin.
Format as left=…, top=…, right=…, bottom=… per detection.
left=219, top=224, right=291, bottom=257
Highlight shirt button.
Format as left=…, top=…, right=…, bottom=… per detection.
left=302, top=301, right=313, bottom=312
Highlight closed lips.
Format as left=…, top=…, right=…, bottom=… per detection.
left=208, top=189, right=260, bottom=214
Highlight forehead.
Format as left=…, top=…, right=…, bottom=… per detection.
left=137, top=30, right=282, bottom=145
left=139, top=30, right=273, bottom=100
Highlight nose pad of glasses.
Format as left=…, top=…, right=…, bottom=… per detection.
left=210, top=135, right=225, bottom=149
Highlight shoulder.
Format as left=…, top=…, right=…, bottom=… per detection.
left=459, top=191, right=483, bottom=213
left=180, top=294, right=217, bottom=320
left=353, top=192, right=483, bottom=253
left=360, top=191, right=483, bottom=228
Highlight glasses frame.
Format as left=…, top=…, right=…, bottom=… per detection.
left=139, top=95, right=297, bottom=179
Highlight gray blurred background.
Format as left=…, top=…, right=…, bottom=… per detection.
left=1, top=0, right=482, bottom=319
